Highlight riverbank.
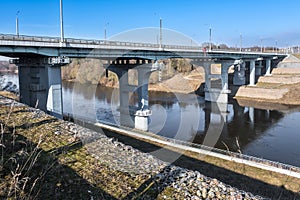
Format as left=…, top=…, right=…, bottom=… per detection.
left=0, top=95, right=300, bottom=199
left=235, top=68, right=300, bottom=106
left=235, top=55, right=300, bottom=105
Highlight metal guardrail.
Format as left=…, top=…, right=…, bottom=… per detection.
left=162, top=136, right=300, bottom=173
left=0, top=34, right=288, bottom=57
left=0, top=33, right=201, bottom=51
left=66, top=112, right=300, bottom=174
left=61, top=112, right=300, bottom=175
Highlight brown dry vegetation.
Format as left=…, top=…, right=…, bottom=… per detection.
left=61, top=58, right=204, bottom=94
left=0, top=102, right=160, bottom=199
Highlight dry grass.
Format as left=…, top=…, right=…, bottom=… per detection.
left=0, top=104, right=47, bottom=199
left=0, top=99, right=166, bottom=199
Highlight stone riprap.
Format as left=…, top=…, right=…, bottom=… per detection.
left=0, top=95, right=265, bottom=199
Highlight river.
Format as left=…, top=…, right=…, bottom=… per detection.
left=2, top=73, right=300, bottom=167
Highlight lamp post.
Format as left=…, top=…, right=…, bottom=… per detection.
left=209, top=27, right=212, bottom=51
left=240, top=33, right=243, bottom=52
left=16, top=11, right=20, bottom=37
left=60, top=0, right=64, bottom=43
left=260, top=37, right=263, bottom=53
left=104, top=22, right=109, bottom=40
left=159, top=18, right=162, bottom=50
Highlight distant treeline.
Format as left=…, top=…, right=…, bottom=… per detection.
left=61, top=58, right=194, bottom=87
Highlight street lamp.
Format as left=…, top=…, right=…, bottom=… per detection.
left=104, top=22, right=109, bottom=40
left=159, top=18, right=162, bottom=50
left=240, top=33, right=243, bottom=52
left=260, top=38, right=263, bottom=53
left=209, top=27, right=212, bottom=51
left=16, top=11, right=20, bottom=37
left=60, top=0, right=64, bottom=43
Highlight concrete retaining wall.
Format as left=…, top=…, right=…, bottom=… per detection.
left=95, top=122, right=300, bottom=179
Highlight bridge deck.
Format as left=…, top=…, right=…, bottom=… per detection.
left=0, top=34, right=287, bottom=61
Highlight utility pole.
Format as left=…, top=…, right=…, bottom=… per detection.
left=104, top=22, right=109, bottom=40
left=209, top=27, right=212, bottom=51
left=159, top=18, right=162, bottom=50
left=260, top=38, right=263, bottom=53
left=16, top=11, right=20, bottom=37
left=240, top=33, right=242, bottom=52
left=60, top=0, right=64, bottom=43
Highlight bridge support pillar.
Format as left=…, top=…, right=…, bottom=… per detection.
left=134, top=65, right=156, bottom=131
left=108, top=61, right=159, bottom=131
left=266, top=59, right=271, bottom=76
left=16, top=57, right=70, bottom=118
left=233, top=62, right=246, bottom=85
left=255, top=61, right=262, bottom=76
left=110, top=68, right=135, bottom=128
left=204, top=62, right=232, bottom=104
left=249, top=60, right=256, bottom=86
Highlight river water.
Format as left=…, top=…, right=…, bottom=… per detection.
left=62, top=81, right=300, bottom=167
left=2, top=73, right=300, bottom=167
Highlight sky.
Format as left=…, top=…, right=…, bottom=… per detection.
left=1, top=0, right=300, bottom=48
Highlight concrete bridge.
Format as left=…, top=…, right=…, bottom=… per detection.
left=0, top=34, right=287, bottom=131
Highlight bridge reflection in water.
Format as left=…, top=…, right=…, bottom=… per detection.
left=62, top=81, right=289, bottom=163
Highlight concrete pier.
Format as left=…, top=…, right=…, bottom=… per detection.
left=108, top=60, right=160, bottom=131
left=233, top=62, right=246, bottom=85
left=266, top=59, right=271, bottom=76
left=15, top=57, right=70, bottom=118
left=249, top=60, right=256, bottom=86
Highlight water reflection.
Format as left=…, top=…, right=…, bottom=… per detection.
left=62, top=81, right=285, bottom=154
left=1, top=74, right=300, bottom=167
left=207, top=101, right=284, bottom=152
left=65, top=81, right=300, bottom=167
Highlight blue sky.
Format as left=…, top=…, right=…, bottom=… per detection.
left=1, top=0, right=300, bottom=47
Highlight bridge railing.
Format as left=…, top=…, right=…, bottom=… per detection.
left=0, top=34, right=289, bottom=55
left=0, top=34, right=202, bottom=51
